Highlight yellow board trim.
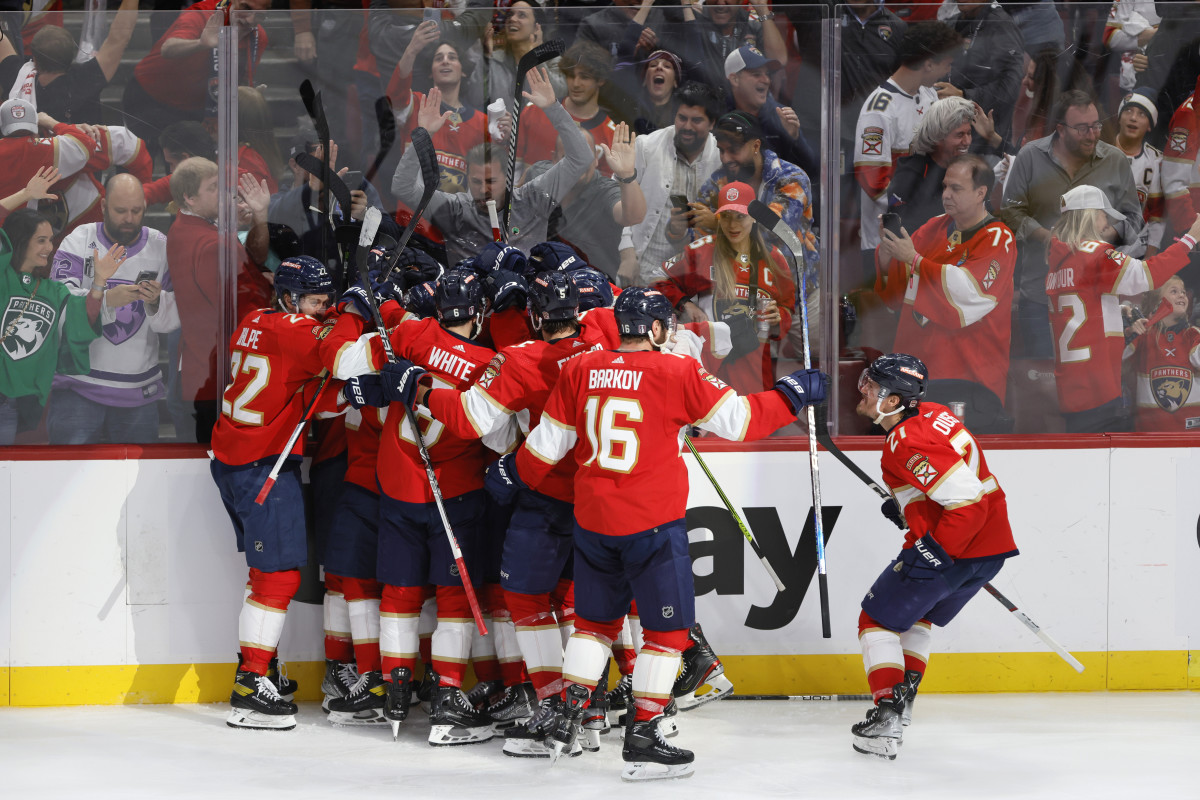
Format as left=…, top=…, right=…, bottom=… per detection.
left=1, top=652, right=1196, bottom=706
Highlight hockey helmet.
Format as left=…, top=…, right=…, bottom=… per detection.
left=861, top=352, right=928, bottom=412
left=528, top=270, right=580, bottom=327
left=613, top=286, right=675, bottom=338
left=571, top=268, right=614, bottom=311
left=435, top=268, right=486, bottom=324
left=275, top=255, right=334, bottom=304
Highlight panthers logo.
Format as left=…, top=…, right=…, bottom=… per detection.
left=1151, top=366, right=1192, bottom=412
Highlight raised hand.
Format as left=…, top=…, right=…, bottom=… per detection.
left=523, top=66, right=557, bottom=110
left=93, top=243, right=127, bottom=284
left=599, top=122, right=637, bottom=181
left=24, top=165, right=60, bottom=200
left=237, top=173, right=270, bottom=221
left=417, top=86, right=453, bottom=135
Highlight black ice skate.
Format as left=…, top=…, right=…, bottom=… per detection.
left=901, top=670, right=922, bottom=728
left=321, top=659, right=360, bottom=712
left=486, top=681, right=536, bottom=730
left=672, top=623, right=734, bottom=711
left=618, top=692, right=679, bottom=739
left=416, top=667, right=438, bottom=713
left=227, top=670, right=298, bottom=731
left=384, top=667, right=413, bottom=741
left=502, top=696, right=581, bottom=758
left=851, top=684, right=907, bottom=760
left=548, top=683, right=591, bottom=764
left=465, top=678, right=504, bottom=710
left=428, top=684, right=495, bottom=746
left=580, top=672, right=610, bottom=751
left=621, top=715, right=695, bottom=782
left=235, top=653, right=298, bottom=702
left=327, top=670, right=388, bottom=726
left=605, top=672, right=632, bottom=727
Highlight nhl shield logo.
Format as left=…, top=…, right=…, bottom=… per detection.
left=1151, top=366, right=1192, bottom=412
left=1, top=296, right=55, bottom=361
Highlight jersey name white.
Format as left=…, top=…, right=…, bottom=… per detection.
left=427, top=346, right=476, bottom=381
left=588, top=368, right=644, bottom=391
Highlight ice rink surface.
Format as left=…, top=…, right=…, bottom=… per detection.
left=2, top=692, right=1194, bottom=800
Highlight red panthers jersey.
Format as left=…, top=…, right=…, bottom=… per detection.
left=1127, top=324, right=1200, bottom=432
left=878, top=215, right=1016, bottom=402
left=1046, top=237, right=1193, bottom=413
left=516, top=348, right=797, bottom=535
left=371, top=317, right=496, bottom=503
left=426, top=308, right=622, bottom=502
left=344, top=405, right=386, bottom=492
left=882, top=402, right=1017, bottom=560
left=1162, top=77, right=1200, bottom=236
left=210, top=309, right=335, bottom=466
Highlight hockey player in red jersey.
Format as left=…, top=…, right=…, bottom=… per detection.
left=850, top=353, right=1018, bottom=760
left=209, top=255, right=340, bottom=731
left=1046, top=186, right=1200, bottom=432
left=484, top=287, right=826, bottom=780
left=329, top=267, right=511, bottom=746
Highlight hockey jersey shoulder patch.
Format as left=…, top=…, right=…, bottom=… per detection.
left=905, top=452, right=939, bottom=487
left=476, top=352, right=506, bottom=390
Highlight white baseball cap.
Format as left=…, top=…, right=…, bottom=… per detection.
left=0, top=98, right=37, bottom=136
left=1060, top=185, right=1124, bottom=224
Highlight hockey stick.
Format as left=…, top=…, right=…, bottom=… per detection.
left=983, top=584, right=1086, bottom=673
left=254, top=372, right=332, bottom=505
left=299, top=80, right=332, bottom=240
left=808, top=407, right=1086, bottom=672
left=502, top=39, right=565, bottom=240
left=357, top=206, right=489, bottom=637
left=364, top=95, right=396, bottom=184
left=379, top=127, right=441, bottom=284
left=294, top=151, right=354, bottom=223
left=685, top=437, right=786, bottom=591
left=486, top=199, right=502, bottom=242
left=747, top=200, right=831, bottom=638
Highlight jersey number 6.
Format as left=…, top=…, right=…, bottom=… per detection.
left=583, top=396, right=642, bottom=474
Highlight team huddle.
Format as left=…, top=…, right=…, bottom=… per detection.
left=209, top=217, right=1016, bottom=780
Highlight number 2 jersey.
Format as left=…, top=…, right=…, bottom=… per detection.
left=883, top=402, right=1017, bottom=561
left=210, top=309, right=339, bottom=466
left=1046, top=237, right=1194, bottom=413
left=515, top=348, right=798, bottom=536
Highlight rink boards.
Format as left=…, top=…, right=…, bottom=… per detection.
left=1, top=437, right=1198, bottom=706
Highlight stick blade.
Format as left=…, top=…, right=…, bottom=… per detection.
left=747, top=199, right=778, bottom=229
left=410, top=127, right=440, bottom=188
left=518, top=39, right=565, bottom=72
left=298, top=80, right=317, bottom=120
left=293, top=151, right=353, bottom=216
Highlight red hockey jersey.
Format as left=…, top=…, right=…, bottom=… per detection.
left=882, top=402, right=1017, bottom=560
left=1126, top=323, right=1200, bottom=432
left=210, top=308, right=337, bottom=465
left=516, top=348, right=797, bottom=535
left=1046, top=237, right=1193, bottom=413
left=1162, top=76, right=1200, bottom=237
left=877, top=214, right=1016, bottom=401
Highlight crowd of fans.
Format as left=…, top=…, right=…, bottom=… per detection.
left=1, top=0, right=1199, bottom=444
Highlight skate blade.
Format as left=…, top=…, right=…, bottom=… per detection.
left=503, top=739, right=582, bottom=759
left=328, top=708, right=388, bottom=726
left=677, top=674, right=734, bottom=711
left=226, top=709, right=296, bottom=731
left=391, top=720, right=401, bottom=741
left=428, top=724, right=495, bottom=746
left=852, top=735, right=899, bottom=760
left=621, top=761, right=695, bottom=782
left=321, top=695, right=337, bottom=713
left=580, top=728, right=600, bottom=752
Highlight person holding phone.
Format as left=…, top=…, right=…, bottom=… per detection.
left=47, top=173, right=180, bottom=444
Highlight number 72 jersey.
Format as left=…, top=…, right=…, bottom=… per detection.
left=882, top=403, right=1018, bottom=561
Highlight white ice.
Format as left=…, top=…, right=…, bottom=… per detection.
left=2, top=692, right=1194, bottom=799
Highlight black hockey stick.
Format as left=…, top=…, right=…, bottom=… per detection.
left=356, top=206, right=488, bottom=639
left=748, top=199, right=831, bottom=638
left=299, top=80, right=333, bottom=228
left=501, top=39, right=564, bottom=240
left=364, top=95, right=396, bottom=184
left=379, top=126, right=440, bottom=284
left=294, top=151, right=353, bottom=220
left=809, top=405, right=1086, bottom=672
left=685, top=437, right=785, bottom=591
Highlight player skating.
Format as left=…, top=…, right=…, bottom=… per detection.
left=850, top=353, right=1018, bottom=759
left=484, top=287, right=826, bottom=780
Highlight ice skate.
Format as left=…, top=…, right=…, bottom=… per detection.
left=465, top=678, right=504, bottom=710
left=227, top=671, right=297, bottom=731
left=428, top=684, right=495, bottom=746
left=901, top=670, right=922, bottom=728
left=486, top=681, right=536, bottom=730
left=580, top=672, right=610, bottom=751
left=605, top=673, right=632, bottom=727
left=384, top=667, right=413, bottom=741
left=620, top=715, right=695, bottom=782
left=327, top=670, right=388, bottom=726
left=618, top=694, right=678, bottom=739
left=851, top=688, right=906, bottom=760
left=267, top=657, right=298, bottom=701
left=673, top=623, right=734, bottom=711
left=321, top=659, right=360, bottom=712
left=416, top=667, right=438, bottom=713
left=502, top=696, right=581, bottom=758
left=547, top=683, right=591, bottom=764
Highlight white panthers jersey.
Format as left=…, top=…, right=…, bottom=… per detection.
left=1126, top=141, right=1165, bottom=249
left=854, top=81, right=937, bottom=249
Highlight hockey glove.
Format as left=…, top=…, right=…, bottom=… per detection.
left=881, top=499, right=906, bottom=530
left=529, top=241, right=583, bottom=274
left=344, top=373, right=388, bottom=408
left=722, top=309, right=760, bottom=361
left=379, top=359, right=429, bottom=407
left=369, top=269, right=405, bottom=307
left=775, top=368, right=828, bottom=413
left=484, top=452, right=528, bottom=506
left=406, top=281, right=438, bottom=319
left=897, top=533, right=954, bottom=580
left=338, top=284, right=374, bottom=318
left=477, top=242, right=528, bottom=278
left=396, top=247, right=444, bottom=291
left=487, top=270, right=529, bottom=313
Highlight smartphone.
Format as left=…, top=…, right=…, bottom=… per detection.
left=423, top=6, right=440, bottom=23
left=342, top=170, right=363, bottom=189
left=135, top=270, right=157, bottom=285
left=881, top=212, right=903, bottom=237
left=670, top=194, right=690, bottom=212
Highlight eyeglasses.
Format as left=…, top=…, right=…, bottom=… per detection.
left=1062, top=122, right=1104, bottom=134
